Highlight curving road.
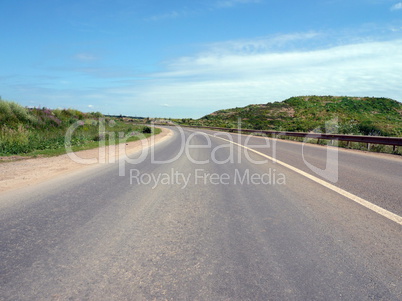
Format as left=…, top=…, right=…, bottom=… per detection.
left=1, top=126, right=401, bottom=300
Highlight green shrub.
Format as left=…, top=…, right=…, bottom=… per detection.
left=90, top=111, right=103, bottom=118
left=0, top=100, right=146, bottom=155
left=9, top=102, right=29, bottom=121
left=0, top=125, right=30, bottom=154
left=0, top=100, right=12, bottom=116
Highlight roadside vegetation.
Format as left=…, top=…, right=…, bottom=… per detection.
left=0, top=99, right=158, bottom=157
left=175, top=95, right=402, bottom=155
left=178, top=96, right=402, bottom=136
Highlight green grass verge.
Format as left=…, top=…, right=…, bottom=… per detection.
left=0, top=99, right=164, bottom=158
left=19, top=128, right=162, bottom=158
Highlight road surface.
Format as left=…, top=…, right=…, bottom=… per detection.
left=1, top=126, right=401, bottom=300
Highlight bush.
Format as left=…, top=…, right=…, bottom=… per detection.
left=0, top=125, right=30, bottom=154
left=0, top=100, right=12, bottom=116
left=0, top=99, right=159, bottom=155
left=90, top=111, right=103, bottom=118
left=357, top=121, right=383, bottom=136
left=9, top=102, right=29, bottom=121
left=141, top=126, right=152, bottom=134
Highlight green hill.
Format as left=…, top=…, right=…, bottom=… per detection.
left=188, top=96, right=402, bottom=137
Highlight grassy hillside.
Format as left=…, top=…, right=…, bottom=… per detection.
left=0, top=99, right=155, bottom=156
left=183, top=96, right=402, bottom=137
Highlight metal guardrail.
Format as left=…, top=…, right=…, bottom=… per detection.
left=182, top=125, right=402, bottom=149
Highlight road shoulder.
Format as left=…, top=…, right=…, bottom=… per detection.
left=0, top=127, right=172, bottom=194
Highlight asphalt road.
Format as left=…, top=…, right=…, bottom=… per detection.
left=1, top=127, right=401, bottom=300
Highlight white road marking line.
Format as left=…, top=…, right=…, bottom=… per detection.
left=205, top=132, right=402, bottom=226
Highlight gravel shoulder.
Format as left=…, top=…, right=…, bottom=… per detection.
left=0, top=127, right=172, bottom=194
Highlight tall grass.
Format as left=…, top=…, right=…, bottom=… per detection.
left=0, top=100, right=37, bottom=125
left=0, top=99, right=155, bottom=156
left=0, top=125, right=30, bottom=154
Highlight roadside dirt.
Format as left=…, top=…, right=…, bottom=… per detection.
left=0, top=128, right=172, bottom=194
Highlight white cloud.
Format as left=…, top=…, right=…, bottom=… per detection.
left=74, top=53, right=98, bottom=61
left=391, top=2, right=402, bottom=10
left=205, top=32, right=321, bottom=54
left=127, top=38, right=402, bottom=116
left=146, top=10, right=187, bottom=21
left=390, top=26, right=402, bottom=31
left=215, top=0, right=262, bottom=8
left=145, top=1, right=261, bottom=22
left=18, top=35, right=402, bottom=118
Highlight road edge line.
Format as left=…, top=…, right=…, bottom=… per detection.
left=207, top=133, right=402, bottom=226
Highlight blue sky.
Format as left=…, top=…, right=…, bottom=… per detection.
left=1, top=0, right=402, bottom=118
